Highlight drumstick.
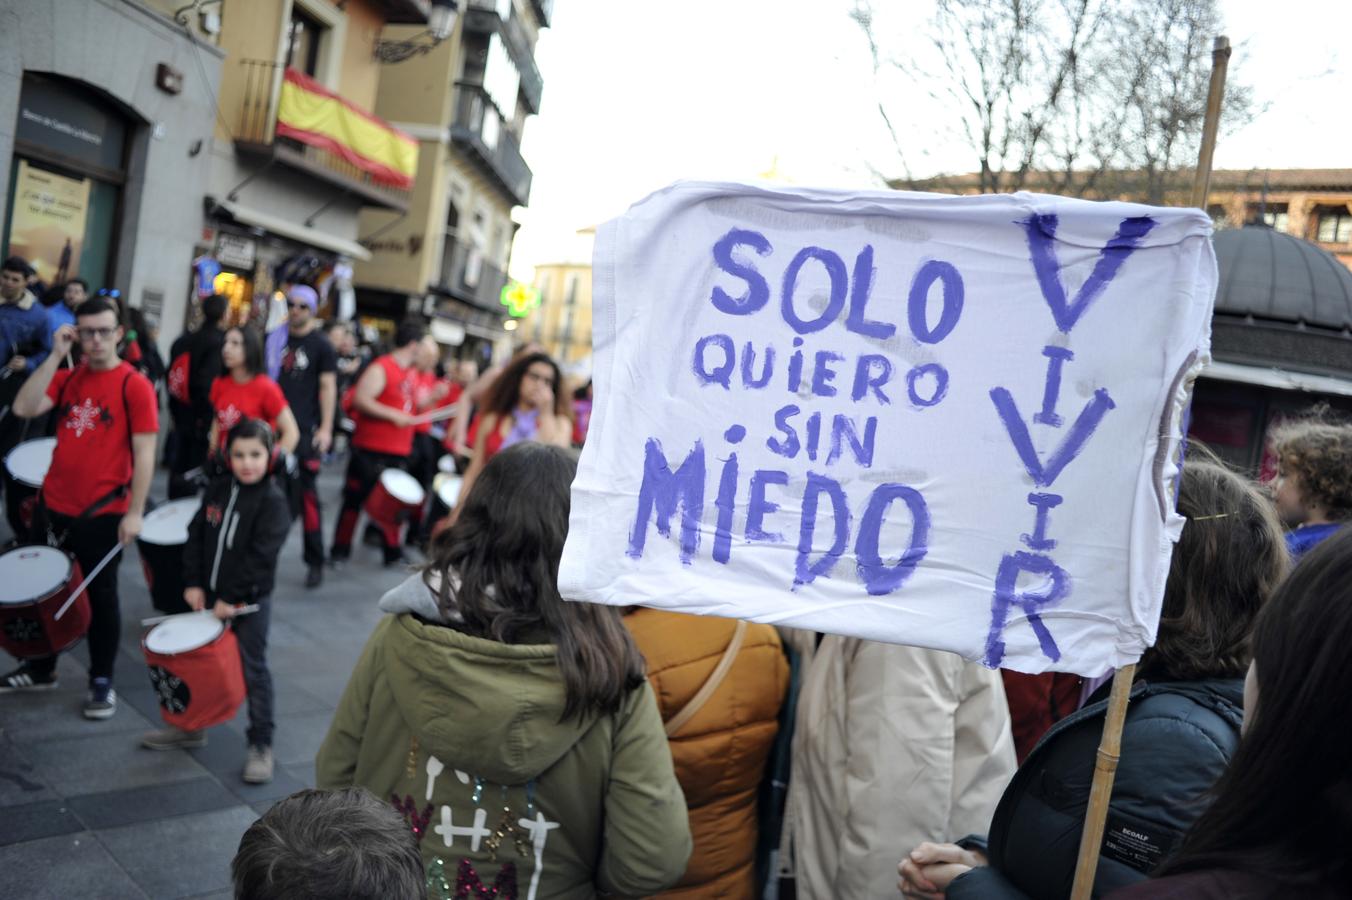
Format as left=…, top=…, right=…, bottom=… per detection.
left=140, top=604, right=260, bottom=627
left=55, top=544, right=124, bottom=620
left=410, top=405, right=461, bottom=426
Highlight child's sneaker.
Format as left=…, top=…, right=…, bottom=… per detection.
left=82, top=678, right=117, bottom=720
left=243, top=745, right=274, bottom=784
left=141, top=727, right=207, bottom=750
left=0, top=663, right=58, bottom=692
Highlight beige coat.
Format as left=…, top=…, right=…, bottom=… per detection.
left=782, top=634, right=1017, bottom=899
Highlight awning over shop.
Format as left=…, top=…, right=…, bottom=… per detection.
left=276, top=69, right=418, bottom=190
left=210, top=197, right=372, bottom=261
left=1201, top=359, right=1352, bottom=398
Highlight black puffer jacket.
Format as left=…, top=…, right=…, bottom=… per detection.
left=946, top=678, right=1244, bottom=900
left=182, top=474, right=290, bottom=604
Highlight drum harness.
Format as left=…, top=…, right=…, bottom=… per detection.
left=34, top=367, right=137, bottom=549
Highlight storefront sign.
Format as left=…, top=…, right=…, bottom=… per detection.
left=7, top=159, right=90, bottom=285
left=16, top=76, right=126, bottom=172
left=215, top=233, right=257, bottom=270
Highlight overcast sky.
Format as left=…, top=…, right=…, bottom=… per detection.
left=509, top=0, right=1352, bottom=277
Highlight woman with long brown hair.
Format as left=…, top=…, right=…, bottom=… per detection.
left=1107, top=527, right=1352, bottom=899
left=317, top=442, right=692, bottom=895
left=456, top=351, right=571, bottom=506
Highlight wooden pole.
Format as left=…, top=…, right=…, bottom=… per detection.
left=1189, top=36, right=1232, bottom=209
left=1068, top=662, right=1137, bottom=898
left=1069, top=42, right=1230, bottom=899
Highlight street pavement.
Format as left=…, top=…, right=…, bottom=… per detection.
left=0, top=461, right=414, bottom=899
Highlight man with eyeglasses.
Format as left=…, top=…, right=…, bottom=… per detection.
left=278, top=284, right=337, bottom=587
left=1, top=298, right=157, bottom=719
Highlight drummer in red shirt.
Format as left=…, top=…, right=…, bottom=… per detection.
left=1, top=297, right=158, bottom=719
left=330, top=319, right=424, bottom=567
left=207, top=325, right=299, bottom=459
left=406, top=335, right=453, bottom=547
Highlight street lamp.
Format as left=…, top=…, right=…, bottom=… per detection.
left=373, top=0, right=458, bottom=64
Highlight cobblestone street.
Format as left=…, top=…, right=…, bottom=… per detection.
left=0, top=464, right=410, bottom=899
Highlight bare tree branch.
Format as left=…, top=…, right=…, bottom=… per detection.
left=856, top=0, right=1254, bottom=198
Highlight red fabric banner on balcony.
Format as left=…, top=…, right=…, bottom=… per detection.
left=275, top=69, right=418, bottom=189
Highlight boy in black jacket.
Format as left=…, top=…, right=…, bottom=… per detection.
left=142, top=419, right=291, bottom=783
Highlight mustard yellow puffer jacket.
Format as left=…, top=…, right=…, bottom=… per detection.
left=624, top=609, right=789, bottom=900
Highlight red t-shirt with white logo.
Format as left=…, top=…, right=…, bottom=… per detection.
left=44, top=362, right=159, bottom=517
left=209, top=374, right=288, bottom=449
left=352, top=355, right=415, bottom=456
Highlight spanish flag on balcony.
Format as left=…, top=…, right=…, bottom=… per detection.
left=275, top=69, right=418, bottom=189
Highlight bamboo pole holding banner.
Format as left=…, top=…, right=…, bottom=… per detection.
left=1068, top=35, right=1231, bottom=900
left=1189, top=37, right=1232, bottom=210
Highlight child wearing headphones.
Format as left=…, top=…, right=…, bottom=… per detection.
left=142, top=418, right=291, bottom=784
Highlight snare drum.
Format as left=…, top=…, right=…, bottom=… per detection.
left=3, top=437, right=55, bottom=539
left=363, top=468, right=424, bottom=544
left=137, top=499, right=202, bottom=615
left=0, top=545, right=90, bottom=659
left=142, top=612, right=246, bottom=731
left=427, top=473, right=463, bottom=539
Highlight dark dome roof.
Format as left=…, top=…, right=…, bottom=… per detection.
left=1213, top=225, right=1352, bottom=331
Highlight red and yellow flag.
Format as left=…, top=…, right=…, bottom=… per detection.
left=275, top=69, right=418, bottom=189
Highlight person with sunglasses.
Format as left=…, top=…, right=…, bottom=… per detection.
left=1, top=297, right=158, bottom=718
left=455, top=351, right=572, bottom=512
left=277, top=285, right=337, bottom=588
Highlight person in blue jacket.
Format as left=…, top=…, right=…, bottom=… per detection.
left=897, top=457, right=1289, bottom=900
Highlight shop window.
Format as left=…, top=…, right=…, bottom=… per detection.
left=3, top=75, right=129, bottom=292
left=1315, top=208, right=1352, bottom=244
left=212, top=272, right=254, bottom=325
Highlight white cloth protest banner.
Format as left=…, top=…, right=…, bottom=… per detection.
left=558, top=182, right=1216, bottom=675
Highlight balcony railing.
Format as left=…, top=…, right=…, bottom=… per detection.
left=437, top=238, right=508, bottom=311
left=463, top=2, right=543, bottom=113
left=450, top=82, right=532, bottom=207
left=235, top=60, right=412, bottom=212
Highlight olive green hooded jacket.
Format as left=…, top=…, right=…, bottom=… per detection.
left=316, top=574, right=692, bottom=898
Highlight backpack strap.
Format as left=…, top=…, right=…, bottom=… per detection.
left=665, top=619, right=748, bottom=737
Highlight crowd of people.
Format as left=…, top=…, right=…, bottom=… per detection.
left=2, top=261, right=1352, bottom=899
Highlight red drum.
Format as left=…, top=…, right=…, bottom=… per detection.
left=0, top=545, right=90, bottom=660
left=3, top=437, right=55, bottom=540
left=363, top=469, right=424, bottom=546
left=137, top=499, right=201, bottom=615
left=142, top=612, right=245, bottom=731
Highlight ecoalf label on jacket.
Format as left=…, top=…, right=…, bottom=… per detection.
left=558, top=181, right=1216, bottom=676
left=1102, top=813, right=1177, bottom=871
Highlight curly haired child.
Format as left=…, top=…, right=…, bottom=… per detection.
left=1270, top=420, right=1352, bottom=560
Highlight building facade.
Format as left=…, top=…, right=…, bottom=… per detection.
left=1203, top=169, right=1352, bottom=272
left=355, top=0, right=551, bottom=365
left=528, top=260, right=591, bottom=367
left=897, top=168, right=1352, bottom=274
left=0, top=0, right=224, bottom=351
left=202, top=0, right=428, bottom=335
